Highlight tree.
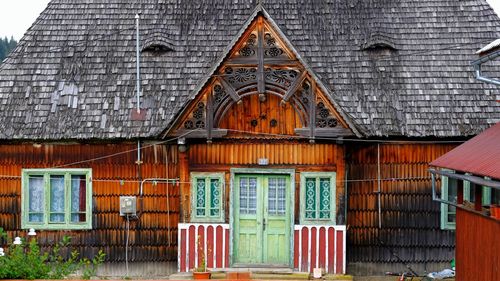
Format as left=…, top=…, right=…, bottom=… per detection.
left=0, top=36, right=17, bottom=62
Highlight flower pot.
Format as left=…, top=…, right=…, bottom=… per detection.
left=491, top=205, right=500, bottom=219
left=193, top=271, right=211, bottom=279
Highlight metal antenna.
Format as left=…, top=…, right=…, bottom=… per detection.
left=135, top=14, right=141, bottom=114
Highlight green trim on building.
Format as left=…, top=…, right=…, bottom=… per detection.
left=21, top=168, right=92, bottom=230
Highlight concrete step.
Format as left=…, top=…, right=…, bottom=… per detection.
left=169, top=271, right=354, bottom=280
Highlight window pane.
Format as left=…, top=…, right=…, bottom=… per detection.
left=319, top=178, right=331, bottom=219
left=239, top=178, right=248, bottom=214
left=268, top=178, right=277, bottom=215
left=28, top=176, right=44, bottom=223
left=492, top=188, right=500, bottom=205
left=71, top=175, right=86, bottom=222
left=196, top=179, right=206, bottom=216
left=210, top=179, right=220, bottom=217
left=447, top=178, right=458, bottom=204
left=248, top=178, right=257, bottom=214
left=305, top=178, right=316, bottom=219
left=277, top=178, right=286, bottom=215
left=50, top=175, right=65, bottom=223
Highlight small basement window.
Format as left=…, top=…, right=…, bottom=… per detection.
left=21, top=169, right=92, bottom=230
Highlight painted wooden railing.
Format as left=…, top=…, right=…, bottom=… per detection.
left=293, top=225, right=346, bottom=274
left=178, top=223, right=230, bottom=272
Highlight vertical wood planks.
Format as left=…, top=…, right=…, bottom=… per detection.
left=293, top=225, right=346, bottom=274
left=178, top=223, right=230, bottom=272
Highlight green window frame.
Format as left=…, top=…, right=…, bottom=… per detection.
left=441, top=172, right=491, bottom=230
left=300, top=172, right=336, bottom=225
left=21, top=169, right=92, bottom=230
left=190, top=172, right=225, bottom=222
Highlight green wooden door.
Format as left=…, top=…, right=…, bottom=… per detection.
left=234, top=174, right=290, bottom=266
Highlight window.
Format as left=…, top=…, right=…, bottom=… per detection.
left=441, top=173, right=491, bottom=230
left=300, top=172, right=336, bottom=224
left=21, top=169, right=92, bottom=230
left=190, top=173, right=224, bottom=222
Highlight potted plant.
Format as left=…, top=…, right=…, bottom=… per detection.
left=192, top=236, right=211, bottom=280
left=490, top=204, right=500, bottom=219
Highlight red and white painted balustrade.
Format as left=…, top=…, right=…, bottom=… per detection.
left=178, top=223, right=346, bottom=274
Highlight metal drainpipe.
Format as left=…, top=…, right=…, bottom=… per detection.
left=474, top=66, right=500, bottom=86
left=377, top=144, right=382, bottom=229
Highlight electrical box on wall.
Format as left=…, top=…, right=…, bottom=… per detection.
left=119, top=196, right=137, bottom=216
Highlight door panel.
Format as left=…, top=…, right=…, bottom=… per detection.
left=234, top=174, right=290, bottom=266
left=234, top=176, right=262, bottom=264
left=263, top=176, right=290, bottom=264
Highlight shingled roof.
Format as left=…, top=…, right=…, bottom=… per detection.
left=0, top=0, right=499, bottom=140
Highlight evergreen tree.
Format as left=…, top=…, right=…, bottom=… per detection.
left=0, top=36, right=17, bottom=62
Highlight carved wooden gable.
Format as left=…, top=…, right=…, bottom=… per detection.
left=170, top=14, right=354, bottom=140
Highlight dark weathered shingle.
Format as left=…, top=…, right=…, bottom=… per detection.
left=0, top=0, right=499, bottom=140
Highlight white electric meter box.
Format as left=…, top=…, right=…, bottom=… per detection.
left=119, top=196, right=137, bottom=216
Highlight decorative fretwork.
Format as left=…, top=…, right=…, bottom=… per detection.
left=196, top=179, right=206, bottom=216
left=213, top=84, right=228, bottom=109
left=264, top=32, right=285, bottom=57
left=238, top=33, right=257, bottom=57
left=183, top=101, right=206, bottom=129
left=209, top=179, right=220, bottom=217
left=305, top=178, right=316, bottom=219
left=316, top=101, right=338, bottom=128
left=265, top=68, right=298, bottom=89
left=226, top=67, right=257, bottom=87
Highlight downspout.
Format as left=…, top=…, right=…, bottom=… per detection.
left=474, top=64, right=500, bottom=86
left=471, top=49, right=500, bottom=86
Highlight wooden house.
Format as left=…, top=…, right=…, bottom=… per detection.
left=0, top=0, right=499, bottom=276
left=430, top=123, right=500, bottom=281
left=429, top=39, right=500, bottom=281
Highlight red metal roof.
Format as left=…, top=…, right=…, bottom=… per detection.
left=430, top=122, right=500, bottom=180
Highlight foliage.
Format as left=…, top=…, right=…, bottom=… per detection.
left=193, top=235, right=206, bottom=273
left=0, top=36, right=17, bottom=62
left=0, top=233, right=105, bottom=280
left=81, top=249, right=106, bottom=280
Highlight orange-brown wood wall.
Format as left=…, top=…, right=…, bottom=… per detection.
left=0, top=143, right=179, bottom=262
left=178, top=141, right=345, bottom=224
left=456, top=209, right=500, bottom=281
left=347, top=143, right=458, bottom=272
left=218, top=94, right=303, bottom=137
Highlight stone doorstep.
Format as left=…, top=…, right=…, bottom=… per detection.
left=169, top=271, right=353, bottom=280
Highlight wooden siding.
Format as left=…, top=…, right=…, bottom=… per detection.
left=347, top=143, right=458, bottom=265
left=218, top=94, right=303, bottom=137
left=0, top=143, right=179, bottom=262
left=455, top=209, right=500, bottom=281
left=181, top=141, right=345, bottom=224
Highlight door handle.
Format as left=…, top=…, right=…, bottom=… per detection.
left=263, top=218, right=266, bottom=231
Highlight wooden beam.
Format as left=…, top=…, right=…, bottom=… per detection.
left=282, top=71, right=307, bottom=102
left=172, top=129, right=228, bottom=138
left=257, top=17, right=265, bottom=94
left=219, top=78, right=240, bottom=102
left=226, top=58, right=299, bottom=66
left=309, top=80, right=316, bottom=140
left=295, top=127, right=354, bottom=137
left=206, top=89, right=214, bottom=142
left=179, top=149, right=190, bottom=223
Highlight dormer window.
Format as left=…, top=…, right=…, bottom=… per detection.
left=141, top=31, right=175, bottom=54
left=361, top=33, right=397, bottom=52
